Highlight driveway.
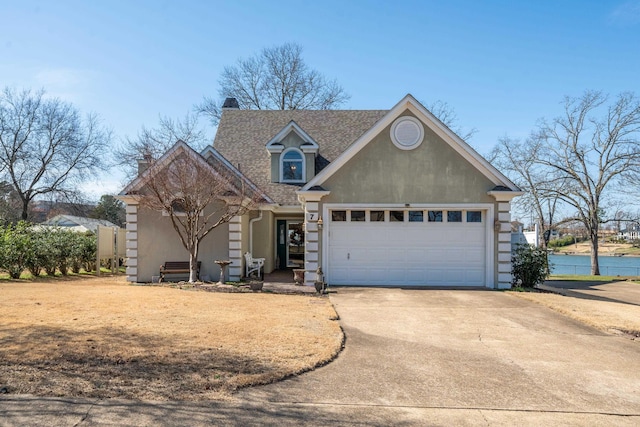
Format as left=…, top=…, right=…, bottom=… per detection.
left=1, top=288, right=639, bottom=426
left=237, top=288, right=640, bottom=425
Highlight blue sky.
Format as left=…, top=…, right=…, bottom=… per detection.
left=2, top=0, right=639, bottom=200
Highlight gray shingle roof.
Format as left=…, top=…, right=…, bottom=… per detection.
left=213, top=110, right=388, bottom=205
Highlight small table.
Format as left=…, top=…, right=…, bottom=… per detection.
left=215, top=260, right=232, bottom=284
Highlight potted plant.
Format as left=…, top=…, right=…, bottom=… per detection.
left=248, top=280, right=263, bottom=291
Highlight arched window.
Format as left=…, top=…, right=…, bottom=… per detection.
left=280, top=148, right=304, bottom=183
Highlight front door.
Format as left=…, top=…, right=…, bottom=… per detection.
left=276, top=220, right=305, bottom=269
left=287, top=222, right=304, bottom=268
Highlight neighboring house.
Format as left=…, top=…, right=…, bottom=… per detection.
left=30, top=201, right=96, bottom=223
left=36, top=214, right=118, bottom=233
left=619, top=224, right=640, bottom=241
left=511, top=222, right=539, bottom=247
left=118, top=94, right=522, bottom=288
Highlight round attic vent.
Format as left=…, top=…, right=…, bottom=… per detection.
left=390, top=116, right=424, bottom=150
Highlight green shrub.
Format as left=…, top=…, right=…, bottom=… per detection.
left=0, top=222, right=31, bottom=278
left=70, top=232, right=96, bottom=273
left=548, top=235, right=576, bottom=248
left=512, top=244, right=550, bottom=288
left=25, top=228, right=47, bottom=277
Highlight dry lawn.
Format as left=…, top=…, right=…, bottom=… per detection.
left=509, top=285, right=640, bottom=337
left=0, top=276, right=343, bottom=400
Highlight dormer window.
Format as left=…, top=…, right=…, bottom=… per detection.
left=281, top=148, right=304, bottom=183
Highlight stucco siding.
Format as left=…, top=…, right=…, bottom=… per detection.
left=136, top=205, right=230, bottom=283
left=251, top=210, right=275, bottom=273
left=322, top=111, right=496, bottom=205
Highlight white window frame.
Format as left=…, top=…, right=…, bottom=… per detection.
left=280, top=147, right=305, bottom=183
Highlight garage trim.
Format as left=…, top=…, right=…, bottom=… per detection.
left=322, top=203, right=495, bottom=288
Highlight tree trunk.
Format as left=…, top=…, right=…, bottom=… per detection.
left=189, top=239, right=200, bottom=283
left=21, top=198, right=29, bottom=221
left=590, top=235, right=600, bottom=275
left=189, top=249, right=199, bottom=283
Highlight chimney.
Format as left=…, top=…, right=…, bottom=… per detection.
left=137, top=158, right=149, bottom=175
left=222, top=97, right=239, bottom=110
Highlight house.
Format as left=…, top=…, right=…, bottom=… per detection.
left=30, top=201, right=96, bottom=223
left=36, top=214, right=118, bottom=233
left=619, top=223, right=640, bottom=241
left=511, top=222, right=540, bottom=247
left=118, top=94, right=522, bottom=288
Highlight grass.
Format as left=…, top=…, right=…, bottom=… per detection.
left=551, top=240, right=640, bottom=256
left=0, top=267, right=124, bottom=281
left=0, top=276, right=343, bottom=400
left=509, top=280, right=640, bottom=336
left=548, top=274, right=639, bottom=282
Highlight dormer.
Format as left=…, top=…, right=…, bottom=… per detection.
left=266, top=121, right=319, bottom=184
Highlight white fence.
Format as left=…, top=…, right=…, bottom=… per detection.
left=96, top=225, right=126, bottom=274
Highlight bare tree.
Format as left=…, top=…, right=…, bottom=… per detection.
left=135, top=142, right=262, bottom=282
left=0, top=87, right=112, bottom=221
left=426, top=100, right=477, bottom=142
left=117, top=112, right=207, bottom=180
left=532, top=91, right=640, bottom=274
left=0, top=180, right=20, bottom=225
left=490, top=136, right=562, bottom=248
left=197, top=42, right=350, bottom=124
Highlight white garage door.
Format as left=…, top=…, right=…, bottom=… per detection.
left=327, top=209, right=487, bottom=287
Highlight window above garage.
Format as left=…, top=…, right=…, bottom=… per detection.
left=329, top=209, right=483, bottom=223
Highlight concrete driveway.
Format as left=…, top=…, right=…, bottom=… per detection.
left=1, top=288, right=639, bottom=426
left=237, top=288, right=640, bottom=425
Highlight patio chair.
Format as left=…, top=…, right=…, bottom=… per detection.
left=244, top=252, right=265, bottom=279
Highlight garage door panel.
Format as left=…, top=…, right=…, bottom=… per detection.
left=427, top=268, right=447, bottom=284
left=330, top=267, right=350, bottom=283
left=465, top=248, right=484, bottom=263
left=388, top=268, right=407, bottom=283
left=405, top=269, right=426, bottom=283
left=465, top=269, right=485, bottom=286
left=406, top=249, right=427, bottom=263
left=330, top=248, right=350, bottom=263
left=428, top=229, right=448, bottom=244
left=387, top=231, right=407, bottom=244
left=388, top=248, right=406, bottom=260
left=446, top=268, right=465, bottom=283
left=368, top=248, right=388, bottom=263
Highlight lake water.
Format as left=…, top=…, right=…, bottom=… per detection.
left=548, top=254, right=640, bottom=276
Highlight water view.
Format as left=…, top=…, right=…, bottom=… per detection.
left=548, top=254, right=640, bottom=276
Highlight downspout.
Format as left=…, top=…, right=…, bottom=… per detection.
left=249, top=210, right=263, bottom=255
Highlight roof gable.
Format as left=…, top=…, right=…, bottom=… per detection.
left=266, top=120, right=319, bottom=154
left=302, top=94, right=519, bottom=191
left=120, top=140, right=271, bottom=203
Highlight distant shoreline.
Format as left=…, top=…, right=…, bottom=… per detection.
left=549, top=252, right=640, bottom=258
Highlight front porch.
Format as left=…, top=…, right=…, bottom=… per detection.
left=262, top=270, right=316, bottom=294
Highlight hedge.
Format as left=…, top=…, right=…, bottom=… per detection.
left=0, top=222, right=96, bottom=279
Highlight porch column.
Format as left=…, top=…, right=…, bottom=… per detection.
left=488, top=189, right=523, bottom=289
left=228, top=215, right=243, bottom=281
left=124, top=203, right=139, bottom=282
left=297, top=190, right=330, bottom=286
left=304, top=202, right=320, bottom=286
left=496, top=202, right=512, bottom=289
